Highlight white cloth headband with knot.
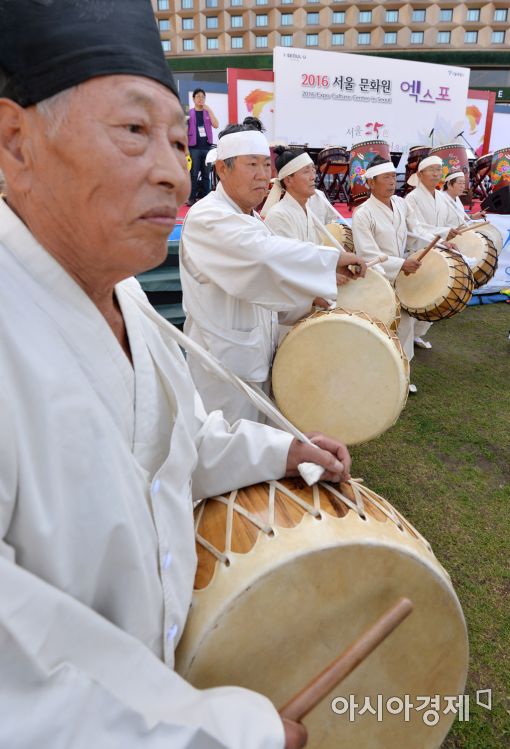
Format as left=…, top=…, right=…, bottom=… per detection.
left=407, top=155, right=443, bottom=187
left=216, top=130, right=270, bottom=161
left=260, top=152, right=314, bottom=218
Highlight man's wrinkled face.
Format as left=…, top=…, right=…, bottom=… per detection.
left=284, top=163, right=316, bottom=201
left=24, top=75, right=190, bottom=280
left=217, top=154, right=271, bottom=212
left=419, top=165, right=443, bottom=190
left=447, top=176, right=466, bottom=197
left=369, top=171, right=396, bottom=200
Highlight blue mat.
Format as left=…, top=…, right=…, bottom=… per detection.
left=169, top=224, right=182, bottom=241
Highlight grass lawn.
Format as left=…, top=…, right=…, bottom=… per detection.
left=350, top=302, right=510, bottom=748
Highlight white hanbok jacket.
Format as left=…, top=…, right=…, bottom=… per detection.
left=0, top=199, right=293, bottom=749
left=443, top=191, right=471, bottom=226
left=264, top=190, right=343, bottom=244
left=180, top=182, right=339, bottom=421
left=351, top=194, right=432, bottom=359
left=405, top=181, right=459, bottom=246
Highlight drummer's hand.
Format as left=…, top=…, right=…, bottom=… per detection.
left=337, top=252, right=367, bottom=279
left=336, top=274, right=351, bottom=286
left=282, top=718, right=308, bottom=748
left=401, top=258, right=421, bottom=275
left=446, top=228, right=460, bottom=240
left=313, top=296, right=330, bottom=309
left=285, top=432, right=352, bottom=483
left=471, top=211, right=486, bottom=220
left=444, top=241, right=458, bottom=251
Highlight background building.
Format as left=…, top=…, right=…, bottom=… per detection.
left=152, top=0, right=510, bottom=99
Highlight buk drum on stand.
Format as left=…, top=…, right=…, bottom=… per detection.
left=349, top=140, right=391, bottom=207
left=429, top=144, right=469, bottom=188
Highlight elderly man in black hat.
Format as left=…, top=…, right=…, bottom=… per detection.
left=0, top=2, right=354, bottom=747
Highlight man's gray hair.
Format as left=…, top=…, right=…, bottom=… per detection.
left=222, top=157, right=237, bottom=170
left=35, top=88, right=76, bottom=137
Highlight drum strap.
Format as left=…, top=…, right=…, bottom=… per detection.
left=123, top=284, right=325, bottom=485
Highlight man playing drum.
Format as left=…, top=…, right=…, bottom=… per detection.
left=442, top=171, right=487, bottom=224
left=352, top=158, right=441, bottom=390
left=180, top=125, right=366, bottom=423
left=262, top=146, right=349, bottom=245
left=0, top=2, right=354, bottom=747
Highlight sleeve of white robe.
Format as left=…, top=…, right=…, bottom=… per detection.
left=183, top=207, right=339, bottom=322
left=351, top=205, right=405, bottom=283
left=313, top=189, right=345, bottom=224
left=0, top=400, right=285, bottom=749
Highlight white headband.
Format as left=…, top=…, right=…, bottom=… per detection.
left=260, top=152, right=314, bottom=217
left=407, top=155, right=443, bottom=186
left=444, top=171, right=465, bottom=183
left=364, top=161, right=396, bottom=181
left=216, top=130, right=270, bottom=161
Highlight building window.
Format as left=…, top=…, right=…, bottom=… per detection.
left=231, top=35, right=243, bottom=48
left=256, top=0, right=268, bottom=4
left=308, top=0, right=320, bottom=3
left=437, top=31, right=451, bottom=44
left=332, top=11, right=345, bottom=23
left=466, top=8, right=480, bottom=22
left=207, top=37, right=219, bottom=49
left=183, top=39, right=194, bottom=51
left=281, top=0, right=294, bottom=4
left=231, top=15, right=243, bottom=27
left=410, top=31, right=424, bottom=44
left=439, top=9, right=453, bottom=22
left=307, top=12, right=319, bottom=24
left=281, top=13, right=293, bottom=25
left=255, top=36, right=268, bottom=47
left=359, top=11, right=372, bottom=23
left=159, top=19, right=170, bottom=31
left=206, top=16, right=218, bottom=28
left=206, top=0, right=218, bottom=6
left=358, top=32, right=371, bottom=45
left=464, top=30, right=478, bottom=43
left=230, top=0, right=243, bottom=6
left=181, top=0, right=193, bottom=8
left=281, top=34, right=293, bottom=46
left=256, top=14, right=268, bottom=26
left=162, top=40, right=171, bottom=51
left=412, top=9, right=426, bottom=23
left=384, top=32, right=397, bottom=44
left=332, top=32, right=344, bottom=45
left=492, top=30, right=506, bottom=43
left=385, top=10, right=399, bottom=23
left=158, top=0, right=169, bottom=9
left=494, top=9, right=508, bottom=22
left=306, top=33, right=319, bottom=46
left=182, top=18, right=194, bottom=30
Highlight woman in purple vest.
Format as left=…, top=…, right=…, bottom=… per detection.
left=187, top=88, right=219, bottom=205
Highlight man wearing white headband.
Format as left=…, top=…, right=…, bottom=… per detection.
left=442, top=171, right=487, bottom=225
left=180, top=123, right=365, bottom=422
left=405, top=155, right=461, bottom=244
left=352, top=157, right=438, bottom=382
left=262, top=147, right=348, bottom=245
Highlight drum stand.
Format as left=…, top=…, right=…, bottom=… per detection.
left=316, top=161, right=350, bottom=204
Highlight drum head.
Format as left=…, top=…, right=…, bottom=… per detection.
left=271, top=310, right=409, bottom=445
left=323, top=222, right=355, bottom=253
left=395, top=249, right=451, bottom=311
left=177, top=481, right=468, bottom=749
left=453, top=232, right=499, bottom=289
left=336, top=268, right=399, bottom=329
left=475, top=223, right=503, bottom=254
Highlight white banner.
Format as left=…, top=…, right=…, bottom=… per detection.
left=273, top=47, right=470, bottom=154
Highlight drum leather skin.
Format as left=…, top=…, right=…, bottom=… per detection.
left=271, top=309, right=409, bottom=445
left=176, top=478, right=468, bottom=749
left=452, top=231, right=499, bottom=289
left=334, top=267, right=401, bottom=331
left=322, top=221, right=355, bottom=254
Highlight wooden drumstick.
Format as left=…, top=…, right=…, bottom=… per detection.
left=366, top=254, right=388, bottom=268
left=415, top=234, right=442, bottom=262
left=457, top=221, right=491, bottom=235
left=279, top=597, right=413, bottom=723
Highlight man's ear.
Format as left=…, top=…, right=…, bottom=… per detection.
left=0, top=100, right=34, bottom=192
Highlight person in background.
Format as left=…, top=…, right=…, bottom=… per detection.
left=187, top=88, right=218, bottom=205
left=442, top=171, right=487, bottom=224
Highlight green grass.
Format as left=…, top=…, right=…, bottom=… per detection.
left=350, top=303, right=510, bottom=748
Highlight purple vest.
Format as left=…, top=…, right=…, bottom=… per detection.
left=188, top=108, right=213, bottom=147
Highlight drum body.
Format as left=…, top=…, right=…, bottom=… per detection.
left=271, top=309, right=409, bottom=445
left=318, top=147, right=350, bottom=175
left=475, top=152, right=492, bottom=180
left=395, top=248, right=474, bottom=321
left=453, top=231, right=499, bottom=289
left=475, top=222, right=504, bottom=254
left=322, top=221, right=355, bottom=253
left=349, top=140, right=391, bottom=206
left=176, top=478, right=469, bottom=749
left=490, top=147, right=510, bottom=191
left=430, top=144, right=469, bottom=187
left=335, top=267, right=400, bottom=331
left=405, top=145, right=430, bottom=181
